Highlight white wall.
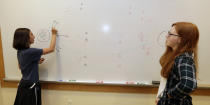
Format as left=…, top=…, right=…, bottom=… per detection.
left=0, top=86, right=210, bottom=105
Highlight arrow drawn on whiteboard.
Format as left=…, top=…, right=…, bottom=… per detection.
left=57, top=34, right=69, bottom=38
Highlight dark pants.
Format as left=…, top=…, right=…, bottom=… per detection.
left=158, top=96, right=192, bottom=105
left=14, top=80, right=41, bottom=105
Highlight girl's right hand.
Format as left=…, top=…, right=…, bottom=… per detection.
left=155, top=98, right=159, bottom=105
left=42, top=27, right=57, bottom=55
left=39, top=58, right=45, bottom=64
left=52, top=27, right=57, bottom=35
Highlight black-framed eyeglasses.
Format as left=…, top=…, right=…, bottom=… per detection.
left=168, top=31, right=181, bottom=37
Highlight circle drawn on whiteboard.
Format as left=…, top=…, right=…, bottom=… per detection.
left=85, top=38, right=88, bottom=42
left=80, top=2, right=85, bottom=10
left=83, top=63, right=87, bottom=67
left=56, top=46, right=62, bottom=53
left=118, top=40, right=123, bottom=45
left=83, top=56, right=87, bottom=59
left=37, top=29, right=50, bottom=42
left=84, top=32, right=89, bottom=42
left=157, top=31, right=167, bottom=47
left=117, top=64, right=122, bottom=69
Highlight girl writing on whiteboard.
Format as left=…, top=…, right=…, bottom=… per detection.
left=13, top=27, right=57, bottom=105
left=156, top=22, right=199, bottom=105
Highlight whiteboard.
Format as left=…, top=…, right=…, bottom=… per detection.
left=0, top=0, right=210, bottom=84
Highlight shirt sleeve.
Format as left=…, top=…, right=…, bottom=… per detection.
left=29, top=48, right=43, bottom=62
left=167, top=57, right=197, bottom=99
left=157, top=76, right=167, bottom=98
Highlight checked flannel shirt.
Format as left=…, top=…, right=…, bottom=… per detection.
left=158, top=52, right=197, bottom=105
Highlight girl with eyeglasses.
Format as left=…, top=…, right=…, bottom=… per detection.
left=156, top=22, right=199, bottom=105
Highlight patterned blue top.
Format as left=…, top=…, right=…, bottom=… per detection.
left=17, top=48, right=43, bottom=83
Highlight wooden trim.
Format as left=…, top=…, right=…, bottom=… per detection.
left=0, top=28, right=5, bottom=81
left=1, top=80, right=210, bottom=95
left=1, top=80, right=158, bottom=93
left=192, top=89, right=210, bottom=96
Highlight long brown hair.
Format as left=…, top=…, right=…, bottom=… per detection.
left=160, top=22, right=199, bottom=78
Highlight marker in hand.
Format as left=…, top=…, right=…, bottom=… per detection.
left=39, top=58, right=45, bottom=64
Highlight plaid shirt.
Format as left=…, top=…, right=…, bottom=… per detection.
left=158, top=52, right=197, bottom=105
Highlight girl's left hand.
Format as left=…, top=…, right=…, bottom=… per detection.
left=39, top=58, right=45, bottom=64
left=167, top=93, right=172, bottom=98
left=155, top=98, right=159, bottom=105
